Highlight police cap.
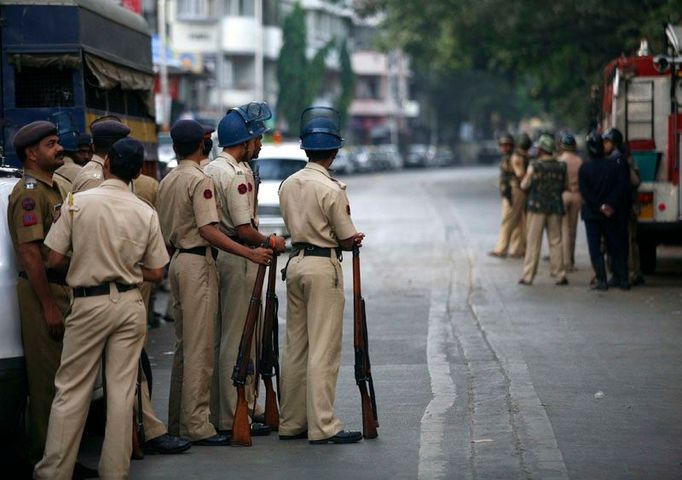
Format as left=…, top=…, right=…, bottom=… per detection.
left=13, top=121, right=58, bottom=154
left=77, top=133, right=92, bottom=147
left=91, top=120, right=131, bottom=141
left=171, top=119, right=204, bottom=145
left=109, top=138, right=145, bottom=164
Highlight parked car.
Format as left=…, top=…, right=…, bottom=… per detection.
left=405, top=144, right=436, bottom=168
left=0, top=167, right=25, bottom=469
left=253, top=143, right=308, bottom=238
left=351, top=146, right=374, bottom=173
left=332, top=149, right=355, bottom=175
left=376, top=144, right=404, bottom=170
left=477, top=140, right=500, bottom=165
left=434, top=146, right=456, bottom=166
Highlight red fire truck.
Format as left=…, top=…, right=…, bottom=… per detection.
left=600, top=24, right=682, bottom=273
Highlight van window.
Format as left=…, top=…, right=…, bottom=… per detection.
left=14, top=66, right=75, bottom=108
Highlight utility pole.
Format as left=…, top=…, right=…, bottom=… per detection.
left=157, top=0, right=170, bottom=131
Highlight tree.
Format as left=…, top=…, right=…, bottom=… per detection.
left=335, top=39, right=355, bottom=131
left=357, top=0, right=682, bottom=127
left=276, top=2, right=332, bottom=135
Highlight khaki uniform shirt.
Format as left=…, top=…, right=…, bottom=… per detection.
left=71, top=154, right=105, bottom=193
left=8, top=168, right=63, bottom=264
left=53, top=156, right=82, bottom=198
left=558, top=151, right=583, bottom=193
left=156, top=160, right=219, bottom=249
left=133, top=174, right=159, bottom=206
left=279, top=162, right=357, bottom=248
left=509, top=152, right=527, bottom=187
left=204, top=152, right=256, bottom=237
left=45, top=179, right=169, bottom=287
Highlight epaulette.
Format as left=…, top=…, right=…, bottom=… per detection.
left=23, top=175, right=37, bottom=190
left=330, top=177, right=347, bottom=191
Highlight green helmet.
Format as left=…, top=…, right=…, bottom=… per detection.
left=536, top=133, right=556, bottom=154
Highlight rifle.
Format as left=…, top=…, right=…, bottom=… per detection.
left=352, top=244, right=379, bottom=439
left=258, top=254, right=280, bottom=430
left=131, top=359, right=145, bottom=459
left=231, top=264, right=267, bottom=446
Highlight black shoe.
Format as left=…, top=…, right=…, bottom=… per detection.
left=252, top=413, right=265, bottom=424
left=143, top=433, right=192, bottom=454
left=518, top=279, right=531, bottom=286
left=279, top=431, right=308, bottom=440
left=192, top=433, right=230, bottom=446
left=309, top=430, right=362, bottom=445
left=631, top=275, right=645, bottom=286
left=555, top=277, right=569, bottom=286
left=590, top=281, right=608, bottom=291
left=619, top=282, right=631, bottom=291
left=607, top=277, right=619, bottom=287
left=251, top=422, right=272, bottom=436
left=73, top=462, right=99, bottom=479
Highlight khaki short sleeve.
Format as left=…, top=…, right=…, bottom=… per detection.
left=10, top=189, right=48, bottom=245
left=328, top=189, right=357, bottom=241
left=143, top=211, right=170, bottom=269
left=226, top=174, right=253, bottom=227
left=192, top=176, right=220, bottom=228
left=44, top=201, right=73, bottom=255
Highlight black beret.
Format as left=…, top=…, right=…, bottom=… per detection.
left=109, top=138, right=145, bottom=164
left=77, top=133, right=92, bottom=146
left=171, top=119, right=204, bottom=145
left=13, top=121, right=58, bottom=153
left=91, top=120, right=131, bottom=141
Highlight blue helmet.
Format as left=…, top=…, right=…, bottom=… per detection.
left=49, top=111, right=79, bottom=152
left=217, top=111, right=256, bottom=148
left=300, top=106, right=343, bottom=151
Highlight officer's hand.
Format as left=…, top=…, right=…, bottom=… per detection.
left=353, top=232, right=365, bottom=247
left=43, top=302, right=64, bottom=340
left=250, top=247, right=273, bottom=266
left=273, top=236, right=287, bottom=253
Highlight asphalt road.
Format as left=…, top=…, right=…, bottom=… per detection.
left=86, top=166, right=682, bottom=479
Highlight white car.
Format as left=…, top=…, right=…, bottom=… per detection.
left=253, top=143, right=308, bottom=238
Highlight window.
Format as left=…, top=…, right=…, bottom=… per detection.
left=224, top=0, right=254, bottom=16
left=356, top=77, right=381, bottom=100
left=177, top=0, right=212, bottom=19
left=15, top=66, right=75, bottom=108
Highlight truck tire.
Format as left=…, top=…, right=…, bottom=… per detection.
left=639, top=237, right=657, bottom=274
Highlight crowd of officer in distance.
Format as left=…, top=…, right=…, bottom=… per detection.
left=490, top=128, right=642, bottom=290
left=7, top=101, right=365, bottom=480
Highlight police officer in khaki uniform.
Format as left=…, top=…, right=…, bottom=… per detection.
left=278, top=107, right=364, bottom=444
left=34, top=138, right=169, bottom=480
left=558, top=133, right=583, bottom=272
left=74, top=133, right=94, bottom=166
left=71, top=120, right=131, bottom=193
left=519, top=133, right=569, bottom=285
left=205, top=105, right=286, bottom=436
left=52, top=121, right=84, bottom=198
left=200, top=125, right=215, bottom=168
left=157, top=119, right=272, bottom=446
left=6, top=121, right=80, bottom=471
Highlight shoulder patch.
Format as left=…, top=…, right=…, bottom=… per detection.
left=238, top=183, right=247, bottom=195
left=22, top=212, right=37, bottom=226
left=22, top=197, right=36, bottom=211
left=247, top=182, right=253, bottom=192
left=203, top=189, right=213, bottom=199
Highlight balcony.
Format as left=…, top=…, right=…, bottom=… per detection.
left=221, top=17, right=281, bottom=59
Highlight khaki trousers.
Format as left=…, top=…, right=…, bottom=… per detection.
left=493, top=187, right=526, bottom=256
left=522, top=212, right=566, bottom=283
left=35, top=287, right=146, bottom=480
left=280, top=252, right=345, bottom=441
left=168, top=251, right=219, bottom=441
left=210, top=250, right=262, bottom=431
left=561, top=191, right=582, bottom=271
left=17, top=278, right=70, bottom=465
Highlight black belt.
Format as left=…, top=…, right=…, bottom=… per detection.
left=73, top=282, right=137, bottom=298
left=293, top=243, right=343, bottom=259
left=178, top=246, right=218, bottom=260
left=18, top=270, right=68, bottom=286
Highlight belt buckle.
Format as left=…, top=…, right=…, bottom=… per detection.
left=304, top=245, right=315, bottom=251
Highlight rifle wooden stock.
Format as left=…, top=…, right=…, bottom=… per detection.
left=260, top=255, right=280, bottom=430
left=352, top=245, right=379, bottom=439
left=231, top=264, right=267, bottom=447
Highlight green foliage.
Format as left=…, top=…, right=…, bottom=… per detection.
left=276, top=2, right=332, bottom=135
left=335, top=39, right=355, bottom=130
left=357, top=0, right=682, bottom=128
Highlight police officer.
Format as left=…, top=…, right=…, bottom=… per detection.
left=278, top=107, right=364, bottom=444
left=519, top=133, right=569, bottom=285
left=200, top=124, right=215, bottom=168
left=579, top=131, right=629, bottom=290
left=71, top=119, right=131, bottom=193
left=205, top=105, right=286, bottom=437
left=157, top=119, right=271, bottom=446
left=602, top=128, right=632, bottom=289
left=490, top=133, right=525, bottom=257
left=6, top=121, right=81, bottom=472
left=558, top=133, right=583, bottom=271
left=74, top=133, right=94, bottom=166
left=34, top=138, right=169, bottom=479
